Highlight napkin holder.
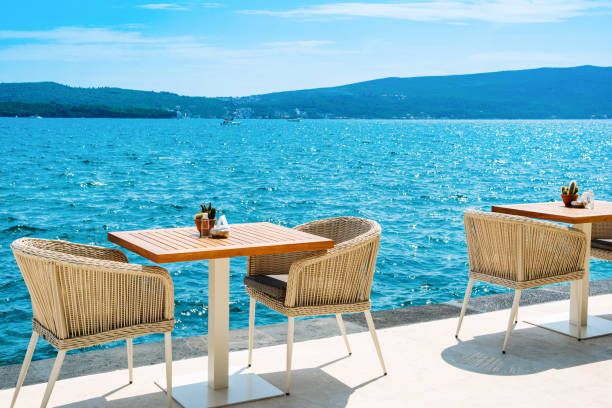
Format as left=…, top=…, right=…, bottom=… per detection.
left=571, top=190, right=595, bottom=209
left=211, top=215, right=230, bottom=239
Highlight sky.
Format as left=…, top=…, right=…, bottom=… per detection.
left=1, top=1, right=611, bottom=97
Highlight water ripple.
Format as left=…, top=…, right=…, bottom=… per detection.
left=0, top=118, right=610, bottom=364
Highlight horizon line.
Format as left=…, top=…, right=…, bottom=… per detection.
left=1, top=64, right=608, bottom=99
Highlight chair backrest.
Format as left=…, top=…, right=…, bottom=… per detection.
left=592, top=221, right=612, bottom=240
left=11, top=237, right=171, bottom=341
left=464, top=210, right=586, bottom=283
left=286, top=217, right=381, bottom=306
left=296, top=216, right=377, bottom=249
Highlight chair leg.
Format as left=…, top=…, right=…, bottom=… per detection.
left=248, top=298, right=255, bottom=367
left=364, top=311, right=387, bottom=375
left=503, top=290, right=522, bottom=354
left=165, top=332, right=173, bottom=408
left=335, top=314, right=352, bottom=356
left=514, top=306, right=519, bottom=324
left=10, top=332, right=39, bottom=408
left=455, top=278, right=474, bottom=338
left=285, top=317, right=294, bottom=395
left=40, top=350, right=66, bottom=408
left=127, top=338, right=133, bottom=384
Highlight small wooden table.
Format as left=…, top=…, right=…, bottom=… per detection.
left=492, top=200, right=612, bottom=339
left=108, top=222, right=334, bottom=408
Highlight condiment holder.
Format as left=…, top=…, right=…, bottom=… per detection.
left=211, top=215, right=230, bottom=239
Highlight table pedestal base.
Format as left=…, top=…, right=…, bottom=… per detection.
left=155, top=366, right=285, bottom=408
left=525, top=313, right=612, bottom=340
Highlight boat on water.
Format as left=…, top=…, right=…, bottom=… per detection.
left=221, top=118, right=240, bottom=125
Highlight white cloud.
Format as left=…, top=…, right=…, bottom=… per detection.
left=137, top=3, right=189, bottom=11
left=238, top=1, right=612, bottom=23
left=0, top=28, right=227, bottom=62
left=264, top=40, right=334, bottom=47
left=0, top=27, right=191, bottom=45
left=0, top=27, right=344, bottom=63
left=0, top=26, right=353, bottom=95
left=136, top=2, right=223, bottom=11
left=119, top=23, right=148, bottom=29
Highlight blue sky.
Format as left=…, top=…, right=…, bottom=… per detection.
left=1, top=1, right=611, bottom=96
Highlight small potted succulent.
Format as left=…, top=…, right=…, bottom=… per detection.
left=195, top=202, right=216, bottom=236
left=561, top=180, right=579, bottom=207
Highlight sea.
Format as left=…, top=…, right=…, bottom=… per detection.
left=0, top=118, right=610, bottom=364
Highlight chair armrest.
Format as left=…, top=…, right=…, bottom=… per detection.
left=592, top=221, right=612, bottom=240
left=68, top=259, right=175, bottom=322
left=44, top=240, right=129, bottom=263
left=247, top=250, right=322, bottom=277
left=295, top=218, right=377, bottom=253
left=465, top=210, right=588, bottom=282
left=21, top=256, right=174, bottom=339
left=248, top=217, right=380, bottom=277
left=284, top=236, right=379, bottom=308
left=521, top=223, right=588, bottom=281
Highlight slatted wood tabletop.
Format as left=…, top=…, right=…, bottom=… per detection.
left=108, top=222, right=334, bottom=263
left=492, top=200, right=612, bottom=224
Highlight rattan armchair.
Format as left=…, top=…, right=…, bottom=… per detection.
left=592, top=222, right=612, bottom=262
left=456, top=210, right=588, bottom=353
left=244, top=216, right=386, bottom=394
left=10, top=238, right=174, bottom=408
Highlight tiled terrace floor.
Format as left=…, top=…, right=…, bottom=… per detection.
left=2, top=292, right=612, bottom=407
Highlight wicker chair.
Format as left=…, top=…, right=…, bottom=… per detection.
left=244, top=216, right=386, bottom=394
left=592, top=222, right=612, bottom=262
left=456, top=210, right=588, bottom=353
left=10, top=238, right=175, bottom=408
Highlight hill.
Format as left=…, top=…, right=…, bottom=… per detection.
left=0, top=82, right=227, bottom=117
left=0, top=101, right=175, bottom=118
left=237, top=65, right=612, bottom=119
left=0, top=66, right=610, bottom=119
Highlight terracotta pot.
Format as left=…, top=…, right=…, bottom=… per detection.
left=561, top=194, right=578, bottom=207
left=195, top=218, right=216, bottom=236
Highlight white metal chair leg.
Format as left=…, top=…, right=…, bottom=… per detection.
left=364, top=310, right=387, bottom=375
left=165, top=332, right=173, bottom=408
left=455, top=278, right=474, bottom=338
left=503, top=290, right=522, bottom=354
left=335, top=314, right=352, bottom=356
left=10, top=332, right=39, bottom=408
left=127, top=338, right=133, bottom=384
left=40, top=350, right=66, bottom=408
left=285, top=317, right=294, bottom=395
left=248, top=298, right=255, bottom=367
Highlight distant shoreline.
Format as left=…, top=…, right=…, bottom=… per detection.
left=0, top=101, right=175, bottom=119
left=2, top=116, right=610, bottom=120
left=1, top=66, right=610, bottom=120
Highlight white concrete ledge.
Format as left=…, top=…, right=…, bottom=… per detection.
left=2, top=278, right=612, bottom=390
left=2, top=292, right=612, bottom=407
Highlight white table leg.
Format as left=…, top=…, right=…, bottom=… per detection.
left=155, top=258, right=284, bottom=407
left=526, top=222, right=612, bottom=339
left=570, top=223, right=591, bottom=327
left=208, top=258, right=230, bottom=389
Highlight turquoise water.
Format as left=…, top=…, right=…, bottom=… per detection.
left=0, top=118, right=610, bottom=365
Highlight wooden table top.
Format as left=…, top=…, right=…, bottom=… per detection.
left=108, top=222, right=334, bottom=263
left=492, top=200, right=612, bottom=224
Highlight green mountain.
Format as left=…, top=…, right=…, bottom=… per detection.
left=238, top=65, right=612, bottom=119
left=0, top=82, right=227, bottom=117
left=0, top=66, right=610, bottom=119
left=0, top=101, right=175, bottom=118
